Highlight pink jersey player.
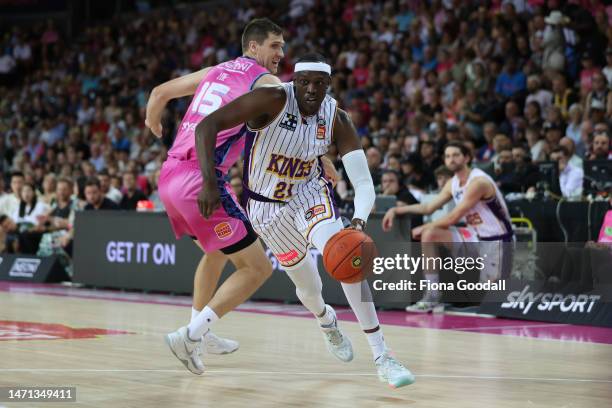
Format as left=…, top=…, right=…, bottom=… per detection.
left=159, top=56, right=269, bottom=253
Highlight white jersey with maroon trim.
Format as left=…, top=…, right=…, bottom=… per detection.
left=451, top=168, right=512, bottom=239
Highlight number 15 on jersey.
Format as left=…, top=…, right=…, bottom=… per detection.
left=192, top=82, right=230, bottom=115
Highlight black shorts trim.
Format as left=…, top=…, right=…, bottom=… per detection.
left=220, top=222, right=258, bottom=255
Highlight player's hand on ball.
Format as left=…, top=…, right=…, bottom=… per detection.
left=145, top=118, right=163, bottom=138
left=350, top=218, right=366, bottom=231
left=382, top=207, right=396, bottom=232
left=198, top=183, right=221, bottom=218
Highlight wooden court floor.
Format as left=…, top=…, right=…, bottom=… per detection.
left=1, top=286, right=611, bottom=408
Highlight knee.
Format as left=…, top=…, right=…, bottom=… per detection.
left=421, top=226, right=438, bottom=243
left=244, top=257, right=273, bottom=284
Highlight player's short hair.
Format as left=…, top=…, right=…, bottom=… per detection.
left=241, top=18, right=283, bottom=52
left=444, top=141, right=472, bottom=161
left=296, top=52, right=328, bottom=65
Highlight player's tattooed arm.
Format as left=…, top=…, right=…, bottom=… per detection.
left=195, top=86, right=286, bottom=218
left=146, top=67, right=212, bottom=138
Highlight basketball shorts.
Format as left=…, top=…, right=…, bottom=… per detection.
left=450, top=226, right=514, bottom=281
left=247, top=177, right=339, bottom=268
left=159, top=158, right=257, bottom=254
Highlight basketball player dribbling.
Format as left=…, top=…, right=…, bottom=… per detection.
left=382, top=142, right=514, bottom=312
left=196, top=53, right=415, bottom=388
left=145, top=19, right=339, bottom=374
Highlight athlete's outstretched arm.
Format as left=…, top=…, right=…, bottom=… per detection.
left=146, top=67, right=212, bottom=137
left=146, top=71, right=280, bottom=138
left=333, top=108, right=375, bottom=230
left=381, top=181, right=453, bottom=232
left=195, top=86, right=286, bottom=218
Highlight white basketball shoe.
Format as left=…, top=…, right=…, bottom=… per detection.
left=165, top=326, right=205, bottom=375
left=375, top=351, right=415, bottom=388
left=319, top=305, right=354, bottom=362
left=202, top=331, right=239, bottom=355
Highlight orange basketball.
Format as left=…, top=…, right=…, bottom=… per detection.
left=323, top=229, right=378, bottom=283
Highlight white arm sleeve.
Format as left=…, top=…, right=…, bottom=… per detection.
left=341, top=149, right=375, bottom=222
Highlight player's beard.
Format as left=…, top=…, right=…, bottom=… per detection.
left=448, top=162, right=465, bottom=173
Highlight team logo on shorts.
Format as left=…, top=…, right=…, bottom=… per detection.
left=214, top=222, right=233, bottom=240
left=316, top=118, right=326, bottom=139
left=279, top=113, right=298, bottom=131
left=277, top=249, right=299, bottom=263
left=460, top=228, right=472, bottom=239
left=351, top=256, right=362, bottom=269
left=305, top=205, right=326, bottom=221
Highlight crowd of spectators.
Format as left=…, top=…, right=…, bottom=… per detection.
left=1, top=0, right=612, bottom=257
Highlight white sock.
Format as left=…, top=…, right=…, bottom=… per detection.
left=187, top=306, right=218, bottom=341
left=424, top=273, right=440, bottom=300
left=317, top=305, right=335, bottom=327
left=367, top=329, right=387, bottom=361
left=191, top=307, right=199, bottom=323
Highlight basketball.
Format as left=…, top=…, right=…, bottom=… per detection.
left=323, top=229, right=378, bottom=283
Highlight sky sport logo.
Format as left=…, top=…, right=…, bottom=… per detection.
left=501, top=285, right=601, bottom=315
left=8, top=258, right=41, bottom=278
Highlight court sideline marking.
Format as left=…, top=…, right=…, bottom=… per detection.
left=0, top=368, right=610, bottom=383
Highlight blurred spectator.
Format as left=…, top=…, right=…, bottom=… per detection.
left=0, top=172, right=25, bottom=218
left=511, top=144, right=540, bottom=192
left=559, top=137, right=584, bottom=169
left=40, top=173, right=57, bottom=206
left=477, top=123, right=497, bottom=162
left=588, top=132, right=612, bottom=160
left=494, top=148, right=517, bottom=193
left=579, top=51, right=599, bottom=98
left=565, top=103, right=586, bottom=156
left=499, top=100, right=524, bottom=140
left=604, top=48, right=612, bottom=86
left=542, top=11, right=569, bottom=73
left=526, top=75, right=552, bottom=117
left=148, top=168, right=165, bottom=212
left=495, top=59, right=526, bottom=99
left=380, top=170, right=418, bottom=205
left=119, top=171, right=147, bottom=210
left=550, top=146, right=584, bottom=199
left=543, top=122, right=564, bottom=154
left=84, top=178, right=120, bottom=210
left=421, top=166, right=455, bottom=223
left=98, top=169, right=122, bottom=203
left=366, top=147, right=383, bottom=189
left=12, top=183, right=49, bottom=229
left=584, top=72, right=612, bottom=119
left=37, top=178, right=76, bottom=262
left=552, top=74, right=577, bottom=120
left=0, top=215, right=19, bottom=253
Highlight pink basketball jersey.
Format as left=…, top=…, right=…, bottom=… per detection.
left=168, top=57, right=269, bottom=174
